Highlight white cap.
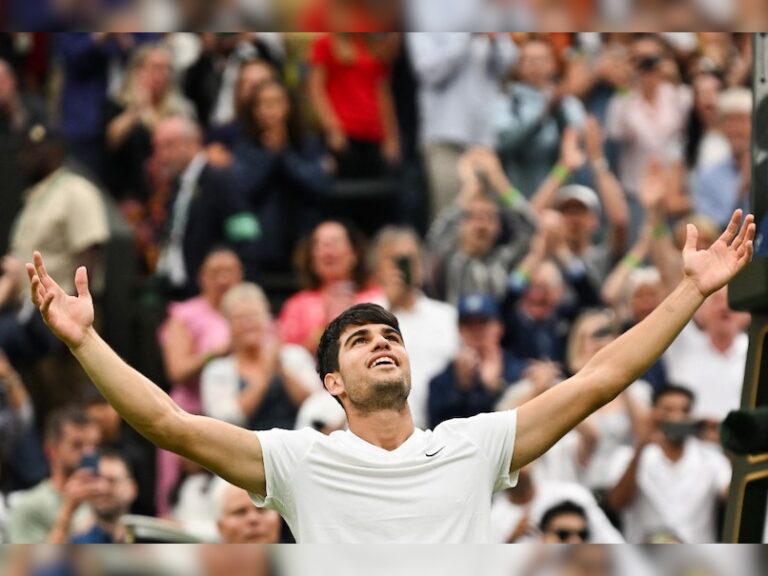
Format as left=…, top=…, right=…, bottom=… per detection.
left=295, top=391, right=347, bottom=432
left=555, top=184, right=601, bottom=214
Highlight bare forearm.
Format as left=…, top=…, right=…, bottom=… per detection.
left=607, top=447, right=643, bottom=510
left=71, top=328, right=186, bottom=448
left=585, top=278, right=704, bottom=399
left=514, top=278, right=704, bottom=469
left=47, top=503, right=76, bottom=544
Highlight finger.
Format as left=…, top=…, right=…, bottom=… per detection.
left=33, top=251, right=56, bottom=291
left=683, top=223, right=698, bottom=254
left=75, top=266, right=90, bottom=299
left=719, top=210, right=743, bottom=245
left=29, top=276, right=43, bottom=307
left=41, top=291, right=55, bottom=316
left=732, top=214, right=754, bottom=250
left=25, top=262, right=36, bottom=284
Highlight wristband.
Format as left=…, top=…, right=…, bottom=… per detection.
left=501, top=186, right=523, bottom=207
left=622, top=254, right=642, bottom=269
left=551, top=163, right=570, bottom=184
left=652, top=224, right=669, bottom=240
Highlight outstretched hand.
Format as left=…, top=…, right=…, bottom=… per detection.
left=683, top=210, right=755, bottom=298
left=26, top=251, right=94, bottom=350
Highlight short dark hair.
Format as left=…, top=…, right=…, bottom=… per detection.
left=539, top=500, right=588, bottom=533
left=316, top=303, right=402, bottom=382
left=44, top=405, right=92, bottom=442
left=652, top=384, right=695, bottom=408
left=98, top=447, right=134, bottom=479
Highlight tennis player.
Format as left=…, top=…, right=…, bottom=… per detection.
left=26, top=210, right=754, bottom=543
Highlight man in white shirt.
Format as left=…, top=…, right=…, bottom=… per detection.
left=607, top=385, right=731, bottom=543
left=372, top=225, right=460, bottom=428
left=664, top=286, right=749, bottom=423
left=24, top=210, right=754, bottom=542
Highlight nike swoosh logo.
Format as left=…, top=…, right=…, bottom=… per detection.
left=425, top=447, right=446, bottom=458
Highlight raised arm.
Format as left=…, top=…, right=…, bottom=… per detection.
left=511, top=210, right=755, bottom=470
left=26, top=252, right=267, bottom=496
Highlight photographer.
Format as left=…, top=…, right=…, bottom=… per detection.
left=8, top=406, right=100, bottom=543
left=607, top=385, right=731, bottom=543
left=372, top=226, right=459, bottom=429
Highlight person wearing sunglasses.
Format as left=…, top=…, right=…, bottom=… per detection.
left=539, top=500, right=590, bottom=544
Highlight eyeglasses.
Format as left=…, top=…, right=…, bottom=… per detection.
left=552, top=528, right=590, bottom=542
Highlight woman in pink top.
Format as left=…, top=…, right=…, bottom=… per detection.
left=155, top=247, right=243, bottom=516
left=278, top=220, right=382, bottom=353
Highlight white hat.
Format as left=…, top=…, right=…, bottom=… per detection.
left=555, top=185, right=601, bottom=214
left=295, top=391, right=347, bottom=432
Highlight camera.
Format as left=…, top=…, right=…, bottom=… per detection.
left=636, top=55, right=661, bottom=72
left=395, top=256, right=413, bottom=287
left=659, top=420, right=703, bottom=442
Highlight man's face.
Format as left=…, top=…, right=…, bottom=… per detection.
left=152, top=120, right=198, bottom=179
left=653, top=392, right=693, bottom=426
left=376, top=236, right=423, bottom=289
left=217, top=486, right=281, bottom=544
left=331, top=324, right=411, bottom=414
left=459, top=198, right=501, bottom=257
left=559, top=200, right=597, bottom=244
left=89, top=457, right=136, bottom=522
left=458, top=317, right=502, bottom=352
left=520, top=264, right=563, bottom=321
left=699, top=287, right=749, bottom=339
left=518, top=41, right=557, bottom=87
left=541, top=512, right=590, bottom=544
left=50, top=423, right=100, bottom=477
left=719, top=111, right=752, bottom=157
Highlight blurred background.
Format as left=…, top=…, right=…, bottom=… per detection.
left=2, top=0, right=768, bottom=32
left=1, top=545, right=767, bottom=576
left=0, top=30, right=766, bottom=547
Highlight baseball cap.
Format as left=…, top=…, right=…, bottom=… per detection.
left=555, top=185, right=601, bottom=215
left=457, top=293, right=501, bottom=322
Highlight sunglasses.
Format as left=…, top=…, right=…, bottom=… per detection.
left=552, top=528, right=590, bottom=542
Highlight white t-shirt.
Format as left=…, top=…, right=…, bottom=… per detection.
left=607, top=439, right=731, bottom=543
left=489, top=481, right=624, bottom=544
left=252, top=410, right=518, bottom=543
left=664, top=322, right=747, bottom=421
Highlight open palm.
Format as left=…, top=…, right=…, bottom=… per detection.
left=26, top=251, right=94, bottom=350
left=683, top=210, right=755, bottom=298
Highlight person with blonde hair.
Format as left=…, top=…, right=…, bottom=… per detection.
left=202, top=282, right=320, bottom=431
left=104, top=42, right=194, bottom=202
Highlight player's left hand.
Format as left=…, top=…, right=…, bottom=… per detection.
left=683, top=209, right=755, bottom=298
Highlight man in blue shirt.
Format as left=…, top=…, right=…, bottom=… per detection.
left=692, top=88, right=752, bottom=229
left=70, top=450, right=137, bottom=544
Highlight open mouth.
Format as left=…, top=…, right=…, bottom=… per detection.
left=367, top=355, right=398, bottom=369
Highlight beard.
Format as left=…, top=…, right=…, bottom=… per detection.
left=347, top=376, right=410, bottom=415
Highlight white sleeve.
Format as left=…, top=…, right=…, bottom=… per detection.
left=708, top=447, right=732, bottom=493
left=200, top=359, right=247, bottom=426
left=250, top=428, right=318, bottom=516
left=444, top=411, right=519, bottom=492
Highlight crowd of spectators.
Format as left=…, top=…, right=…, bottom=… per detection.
left=0, top=31, right=760, bottom=544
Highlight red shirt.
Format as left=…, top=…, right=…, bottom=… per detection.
left=310, top=34, right=389, bottom=142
